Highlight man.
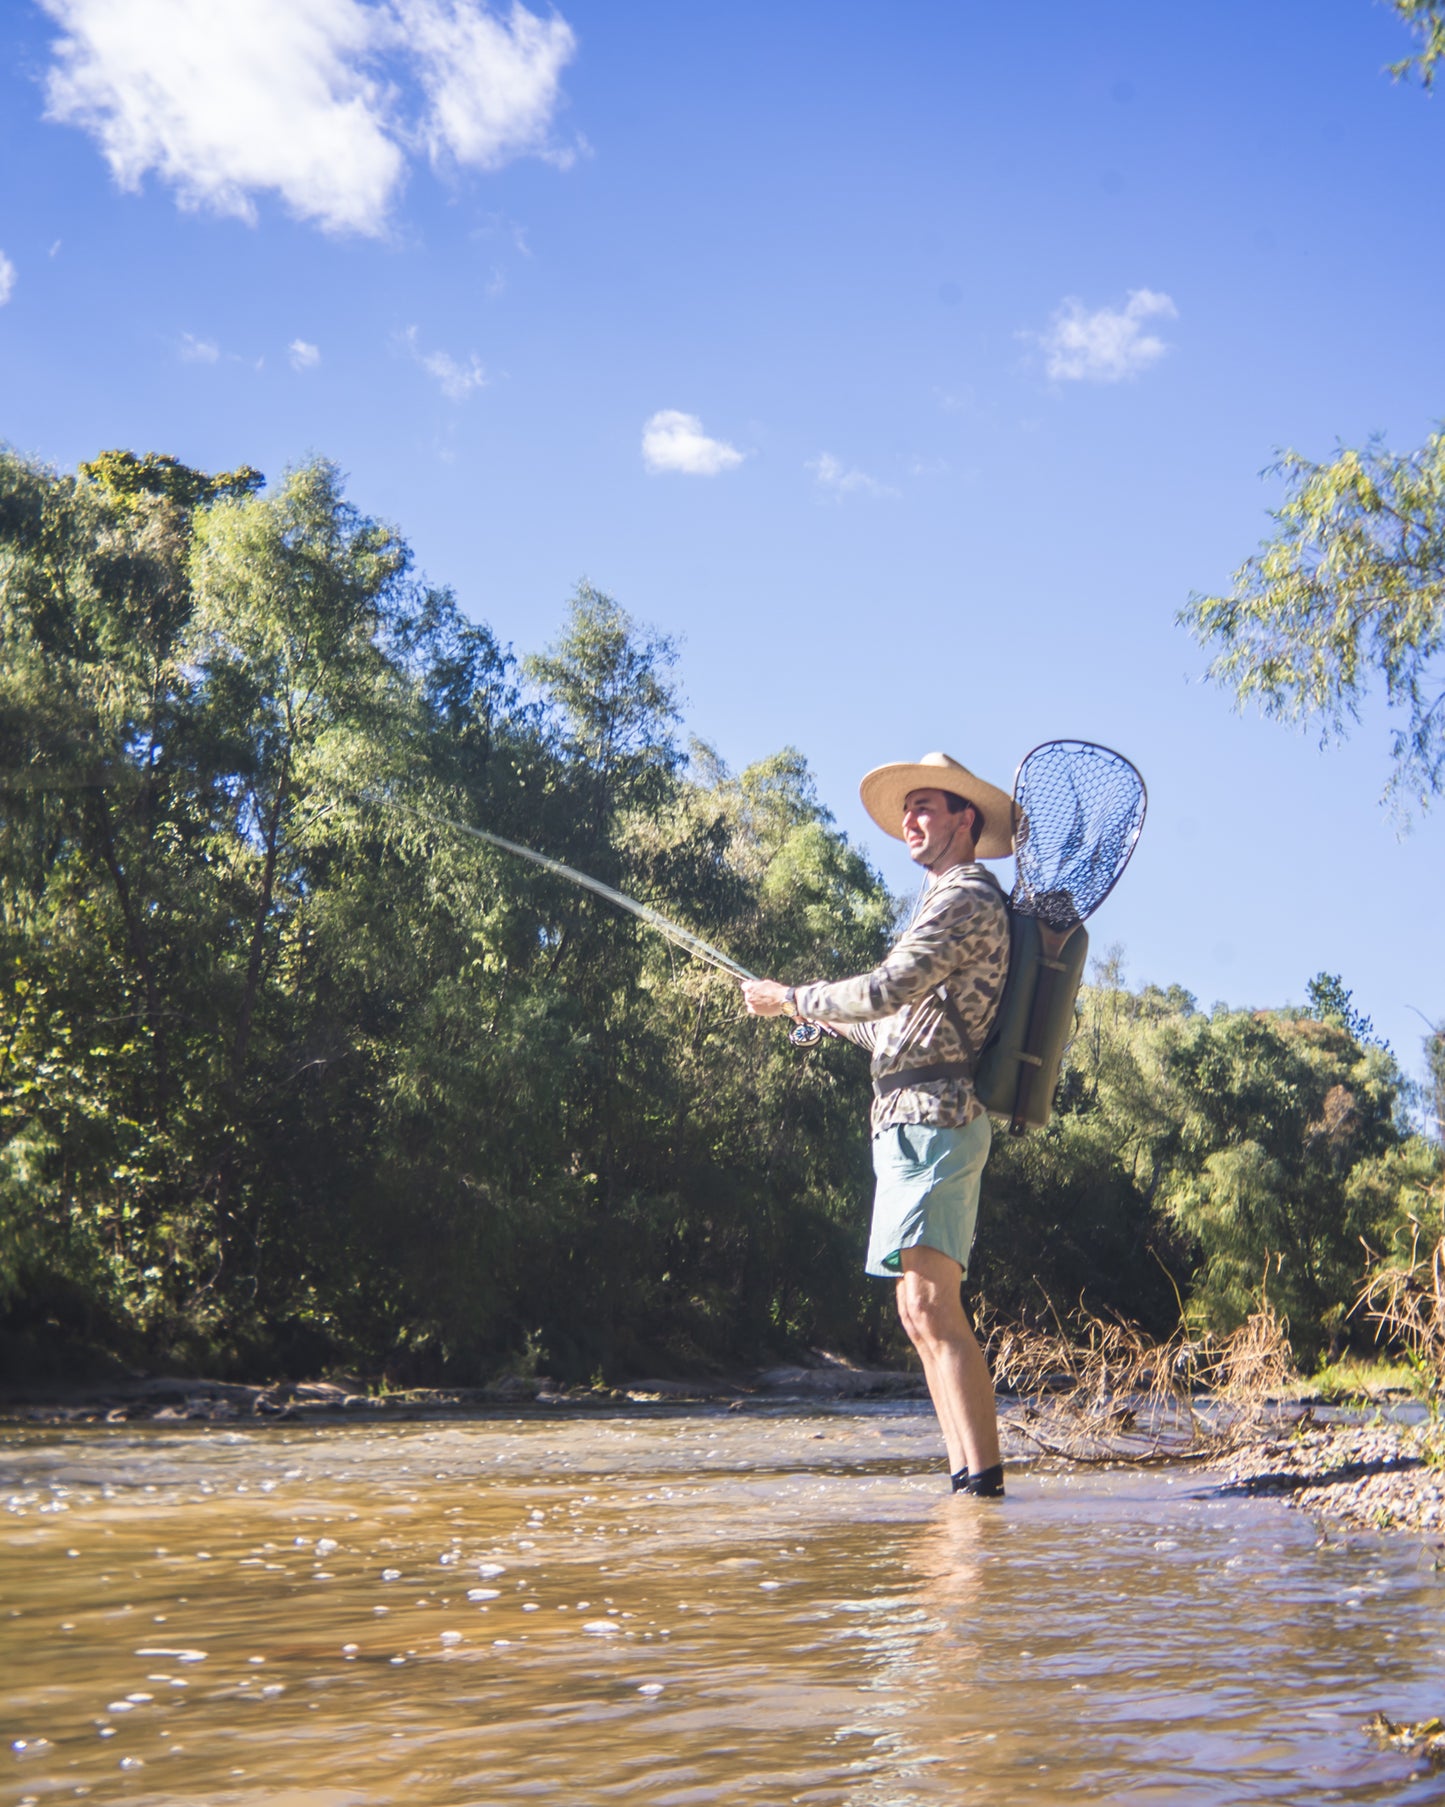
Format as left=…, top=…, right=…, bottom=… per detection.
left=741, top=750, right=1013, bottom=1498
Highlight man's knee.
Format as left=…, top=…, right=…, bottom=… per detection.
left=895, top=1275, right=959, bottom=1353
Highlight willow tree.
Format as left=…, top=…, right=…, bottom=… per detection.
left=1183, top=4, right=1445, bottom=815
left=1389, top=0, right=1445, bottom=89
left=1183, top=433, right=1445, bottom=815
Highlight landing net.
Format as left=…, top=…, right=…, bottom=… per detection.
left=1010, top=741, right=1147, bottom=931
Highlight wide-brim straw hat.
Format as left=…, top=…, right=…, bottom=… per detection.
left=859, top=751, right=1016, bottom=859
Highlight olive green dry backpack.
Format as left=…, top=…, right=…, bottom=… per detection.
left=973, top=903, right=1089, bottom=1134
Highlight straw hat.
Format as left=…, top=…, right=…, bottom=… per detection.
left=859, top=751, right=1016, bottom=859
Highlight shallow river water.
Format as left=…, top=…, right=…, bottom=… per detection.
left=3, top=1405, right=1444, bottom=1806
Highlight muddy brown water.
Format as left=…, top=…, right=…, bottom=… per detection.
left=3, top=1405, right=1444, bottom=1806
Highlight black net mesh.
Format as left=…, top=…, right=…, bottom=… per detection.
left=1010, top=741, right=1146, bottom=930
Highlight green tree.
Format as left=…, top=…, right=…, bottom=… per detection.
left=1389, top=0, right=1445, bottom=89
left=0, top=450, right=435, bottom=1365
left=1181, top=5, right=1445, bottom=813
left=2, top=460, right=905, bottom=1381
left=0, top=447, right=223, bottom=1358
left=10, top=442, right=1436, bottom=1387
left=1421, top=1017, right=1445, bottom=1142
left=1182, top=433, right=1445, bottom=812
left=1306, top=971, right=1376, bottom=1044
left=980, top=968, right=1435, bottom=1362
left=80, top=449, right=264, bottom=510
left=1147, top=1008, right=1409, bottom=1359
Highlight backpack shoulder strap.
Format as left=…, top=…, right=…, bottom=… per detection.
left=928, top=867, right=1010, bottom=1063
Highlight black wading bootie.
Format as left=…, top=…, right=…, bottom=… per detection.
left=962, top=1463, right=1005, bottom=1500
left=949, top=1467, right=970, bottom=1493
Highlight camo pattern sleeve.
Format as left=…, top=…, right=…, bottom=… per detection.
left=792, top=865, right=1010, bottom=1132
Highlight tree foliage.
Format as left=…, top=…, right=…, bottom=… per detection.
left=79, top=449, right=264, bottom=509
left=0, top=448, right=898, bottom=1380
left=980, top=974, right=1430, bottom=1363
left=1180, top=10, right=1445, bottom=803
left=2, top=446, right=1436, bottom=1382
left=1183, top=434, right=1445, bottom=813
left=1306, top=970, right=1377, bottom=1044
left=1421, top=1017, right=1445, bottom=1143
left=1388, top=0, right=1445, bottom=90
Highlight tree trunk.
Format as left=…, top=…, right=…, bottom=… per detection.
left=233, top=768, right=288, bottom=1084
left=88, top=791, right=171, bottom=1102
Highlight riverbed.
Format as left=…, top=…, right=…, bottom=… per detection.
left=4, top=1405, right=1444, bottom=1804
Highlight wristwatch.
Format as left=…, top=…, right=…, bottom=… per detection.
left=783, top=987, right=797, bottom=1017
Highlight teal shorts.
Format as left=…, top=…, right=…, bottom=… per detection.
left=866, top=1114, right=992, bottom=1279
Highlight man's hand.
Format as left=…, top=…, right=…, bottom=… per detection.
left=741, top=978, right=792, bottom=1017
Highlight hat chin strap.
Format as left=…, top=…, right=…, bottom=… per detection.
left=920, top=815, right=969, bottom=873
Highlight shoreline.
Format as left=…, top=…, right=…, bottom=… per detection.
left=5, top=1368, right=1442, bottom=1539
left=0, top=1356, right=930, bottom=1426
left=1215, top=1417, right=1445, bottom=1536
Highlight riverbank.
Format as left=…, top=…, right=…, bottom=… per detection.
left=7, top=1364, right=1442, bottom=1539
left=0, top=1352, right=928, bottom=1425
left=1217, top=1417, right=1445, bottom=1535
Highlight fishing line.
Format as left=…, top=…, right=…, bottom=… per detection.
left=406, top=807, right=827, bottom=1048
left=434, top=814, right=758, bottom=982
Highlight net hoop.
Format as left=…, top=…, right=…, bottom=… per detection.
left=1009, top=740, right=1147, bottom=932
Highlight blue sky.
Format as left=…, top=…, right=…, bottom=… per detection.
left=2, top=0, right=1442, bottom=1092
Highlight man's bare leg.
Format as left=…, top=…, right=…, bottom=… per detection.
left=895, top=1245, right=1000, bottom=1479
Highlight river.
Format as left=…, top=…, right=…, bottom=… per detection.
left=4, top=1404, right=1443, bottom=1804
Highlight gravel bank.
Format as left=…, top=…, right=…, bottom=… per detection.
left=1218, top=1417, right=1445, bottom=1535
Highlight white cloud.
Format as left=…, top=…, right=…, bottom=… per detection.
left=41, top=0, right=402, bottom=235
left=423, top=347, right=487, bottom=399
left=807, top=452, right=897, bottom=500
left=0, top=252, right=14, bottom=305
left=399, top=0, right=577, bottom=172
left=289, top=337, right=321, bottom=369
left=1035, top=288, right=1178, bottom=383
left=399, top=324, right=488, bottom=398
left=178, top=331, right=220, bottom=362
left=38, top=0, right=578, bottom=238
left=641, top=410, right=744, bottom=477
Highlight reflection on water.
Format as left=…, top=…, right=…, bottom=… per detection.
left=4, top=1406, right=1444, bottom=1805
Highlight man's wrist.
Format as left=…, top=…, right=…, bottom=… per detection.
left=783, top=987, right=798, bottom=1018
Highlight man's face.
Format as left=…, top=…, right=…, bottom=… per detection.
left=901, top=788, right=967, bottom=867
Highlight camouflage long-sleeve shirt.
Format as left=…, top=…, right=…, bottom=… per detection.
left=793, top=863, right=1010, bottom=1134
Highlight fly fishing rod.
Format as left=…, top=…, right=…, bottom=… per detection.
left=413, top=810, right=827, bottom=1048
